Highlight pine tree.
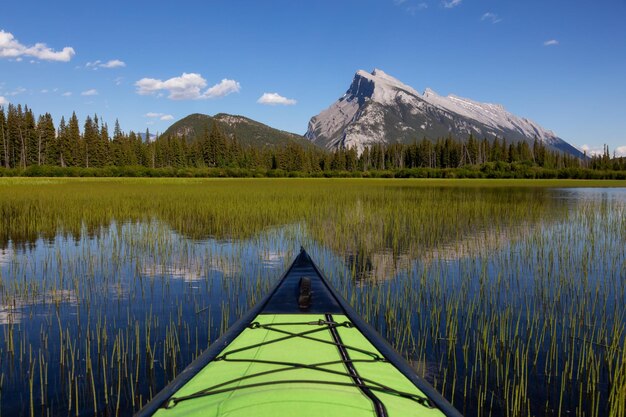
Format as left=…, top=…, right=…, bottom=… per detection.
left=100, top=122, right=110, bottom=166
left=125, top=132, right=139, bottom=165
left=134, top=131, right=147, bottom=165
left=200, top=124, right=211, bottom=166
left=210, top=122, right=227, bottom=167
left=84, top=116, right=98, bottom=168
left=330, top=148, right=346, bottom=171
left=57, top=117, right=68, bottom=167
left=93, top=115, right=106, bottom=167
left=37, top=113, right=57, bottom=165
left=0, top=108, right=7, bottom=168
left=230, top=134, right=242, bottom=167
left=24, top=106, right=38, bottom=166
left=467, top=134, right=478, bottom=165
left=507, top=143, right=517, bottom=163
left=6, top=104, right=23, bottom=168
left=170, top=135, right=184, bottom=167
left=345, top=147, right=358, bottom=171
left=114, top=119, right=123, bottom=141
left=110, top=120, right=125, bottom=166
left=68, top=112, right=81, bottom=166
left=360, top=147, right=371, bottom=171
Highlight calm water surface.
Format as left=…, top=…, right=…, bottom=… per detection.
left=0, top=183, right=624, bottom=417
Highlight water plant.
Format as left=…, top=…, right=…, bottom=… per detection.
left=0, top=178, right=623, bottom=416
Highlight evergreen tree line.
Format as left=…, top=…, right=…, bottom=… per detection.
left=1, top=104, right=624, bottom=177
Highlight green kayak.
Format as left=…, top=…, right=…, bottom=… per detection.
left=135, top=248, right=462, bottom=417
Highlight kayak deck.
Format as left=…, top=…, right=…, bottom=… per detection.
left=155, top=314, right=443, bottom=417
left=137, top=249, right=462, bottom=417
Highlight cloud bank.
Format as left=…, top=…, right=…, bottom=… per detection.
left=0, top=30, right=75, bottom=62
left=135, top=73, right=240, bottom=100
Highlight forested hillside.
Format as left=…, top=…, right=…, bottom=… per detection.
left=1, top=104, right=624, bottom=178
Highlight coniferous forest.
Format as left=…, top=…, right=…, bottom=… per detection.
left=1, top=104, right=625, bottom=179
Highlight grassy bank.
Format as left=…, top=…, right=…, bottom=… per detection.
left=1, top=164, right=626, bottom=180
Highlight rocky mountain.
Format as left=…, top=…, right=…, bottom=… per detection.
left=306, top=69, right=584, bottom=158
left=163, top=113, right=313, bottom=149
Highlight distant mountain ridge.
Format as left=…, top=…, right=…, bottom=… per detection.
left=162, top=113, right=313, bottom=149
left=305, top=69, right=584, bottom=158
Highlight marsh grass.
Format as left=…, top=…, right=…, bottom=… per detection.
left=0, top=178, right=624, bottom=416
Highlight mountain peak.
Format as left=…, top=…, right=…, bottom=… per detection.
left=306, top=68, right=584, bottom=158
left=351, top=69, right=421, bottom=104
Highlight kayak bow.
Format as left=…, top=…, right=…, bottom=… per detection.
left=135, top=248, right=462, bottom=417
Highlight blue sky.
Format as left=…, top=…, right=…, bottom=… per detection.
left=1, top=0, right=625, bottom=155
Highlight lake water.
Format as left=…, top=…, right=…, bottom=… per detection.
left=0, top=180, right=624, bottom=416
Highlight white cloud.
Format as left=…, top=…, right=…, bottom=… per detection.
left=81, top=89, right=98, bottom=96
left=0, top=96, right=8, bottom=106
left=135, top=73, right=240, bottom=100
left=442, top=0, right=462, bottom=8
left=100, top=59, right=125, bottom=68
left=62, top=92, right=72, bottom=97
left=40, top=89, right=49, bottom=93
left=136, top=73, right=205, bottom=99
left=257, top=92, right=297, bottom=106
left=0, top=30, right=75, bottom=62
left=615, top=146, right=626, bottom=157
left=145, top=112, right=174, bottom=121
left=544, top=39, right=559, bottom=46
left=87, top=59, right=126, bottom=69
left=204, top=79, right=241, bottom=98
left=114, top=77, right=124, bottom=86
left=481, top=12, right=502, bottom=24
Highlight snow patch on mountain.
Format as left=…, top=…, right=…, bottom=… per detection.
left=306, top=69, right=582, bottom=157
left=355, top=69, right=422, bottom=104
left=422, top=89, right=559, bottom=144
